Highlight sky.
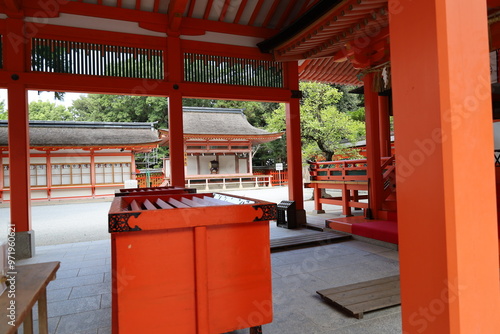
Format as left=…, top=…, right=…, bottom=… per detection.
left=0, top=89, right=85, bottom=108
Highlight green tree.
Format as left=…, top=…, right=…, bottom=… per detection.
left=0, top=100, right=6, bottom=120
left=29, top=101, right=75, bottom=121
left=266, top=82, right=365, bottom=161
left=71, top=94, right=169, bottom=127
left=332, top=84, right=363, bottom=113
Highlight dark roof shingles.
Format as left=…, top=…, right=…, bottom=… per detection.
left=0, top=121, right=159, bottom=147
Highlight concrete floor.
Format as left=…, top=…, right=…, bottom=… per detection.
left=11, top=187, right=401, bottom=333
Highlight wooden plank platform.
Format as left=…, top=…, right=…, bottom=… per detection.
left=316, top=275, right=400, bottom=319
left=270, top=232, right=350, bottom=252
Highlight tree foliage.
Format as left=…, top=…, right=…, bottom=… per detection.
left=266, top=82, right=365, bottom=161
left=29, top=101, right=76, bottom=121
left=0, top=100, right=6, bottom=120
left=71, top=95, right=169, bottom=127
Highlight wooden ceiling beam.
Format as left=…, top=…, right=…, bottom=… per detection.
left=233, top=0, right=249, bottom=24
left=168, top=0, right=190, bottom=32
left=218, top=0, right=233, bottom=22
left=248, top=0, right=265, bottom=26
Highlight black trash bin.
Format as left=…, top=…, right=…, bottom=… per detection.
left=277, top=200, right=298, bottom=229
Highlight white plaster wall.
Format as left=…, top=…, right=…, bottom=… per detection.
left=95, top=187, right=121, bottom=196
left=239, top=158, right=248, bottom=174
left=94, top=156, right=131, bottom=163
left=30, top=157, right=47, bottom=164
left=219, top=156, right=236, bottom=174
left=31, top=189, right=48, bottom=199
left=51, top=156, right=91, bottom=164
left=494, top=122, right=500, bottom=149
left=186, top=156, right=198, bottom=175
left=199, top=156, right=213, bottom=175
left=51, top=188, right=93, bottom=199
left=163, top=159, right=171, bottom=178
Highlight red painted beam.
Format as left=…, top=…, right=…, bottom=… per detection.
left=168, top=0, right=190, bottom=32
left=34, top=24, right=165, bottom=48
left=4, top=0, right=21, bottom=12
left=181, top=82, right=292, bottom=102
left=22, top=0, right=166, bottom=24
left=182, top=17, right=278, bottom=38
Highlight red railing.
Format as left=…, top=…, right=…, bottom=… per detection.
left=308, top=157, right=394, bottom=182
left=254, top=170, right=288, bottom=186
left=136, top=172, right=165, bottom=188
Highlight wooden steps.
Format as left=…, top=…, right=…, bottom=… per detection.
left=270, top=232, right=350, bottom=252
left=317, top=275, right=400, bottom=319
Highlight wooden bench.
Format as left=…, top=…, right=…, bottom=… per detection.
left=0, top=261, right=60, bottom=334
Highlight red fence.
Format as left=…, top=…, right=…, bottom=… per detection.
left=254, top=169, right=288, bottom=186
left=136, top=172, right=165, bottom=188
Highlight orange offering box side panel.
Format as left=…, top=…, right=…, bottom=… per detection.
left=109, top=192, right=277, bottom=334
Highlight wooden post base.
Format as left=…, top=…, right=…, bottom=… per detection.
left=250, top=326, right=263, bottom=334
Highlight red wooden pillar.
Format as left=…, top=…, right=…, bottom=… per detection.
left=390, top=0, right=500, bottom=332
left=285, top=62, right=306, bottom=225
left=378, top=95, right=391, bottom=157
left=167, top=36, right=186, bottom=187
left=5, top=17, right=34, bottom=258
left=90, top=152, right=96, bottom=198
left=364, top=73, right=382, bottom=218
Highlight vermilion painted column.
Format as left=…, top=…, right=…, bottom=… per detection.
left=390, top=0, right=500, bottom=332
left=7, top=83, right=31, bottom=232
left=5, top=17, right=34, bottom=258
left=167, top=36, right=186, bottom=188
left=378, top=95, right=391, bottom=157
left=364, top=73, right=382, bottom=218
left=285, top=62, right=306, bottom=225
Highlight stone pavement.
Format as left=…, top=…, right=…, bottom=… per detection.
left=18, top=232, right=401, bottom=334
left=10, top=187, right=401, bottom=333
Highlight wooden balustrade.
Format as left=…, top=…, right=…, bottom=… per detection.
left=308, top=157, right=393, bottom=182
left=306, top=157, right=396, bottom=216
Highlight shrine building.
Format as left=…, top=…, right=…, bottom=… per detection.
left=0, top=120, right=159, bottom=201
left=160, top=107, right=283, bottom=185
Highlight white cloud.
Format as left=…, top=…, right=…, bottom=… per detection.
left=0, top=89, right=85, bottom=108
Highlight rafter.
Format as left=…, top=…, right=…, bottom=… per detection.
left=187, top=0, right=196, bottom=17
left=218, top=0, right=232, bottom=22
left=204, top=0, right=215, bottom=20
left=233, top=0, right=249, bottom=24
left=167, top=0, right=190, bottom=32
left=262, top=0, right=281, bottom=28
left=275, top=1, right=298, bottom=30
left=153, top=0, right=160, bottom=12
left=248, top=0, right=266, bottom=26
